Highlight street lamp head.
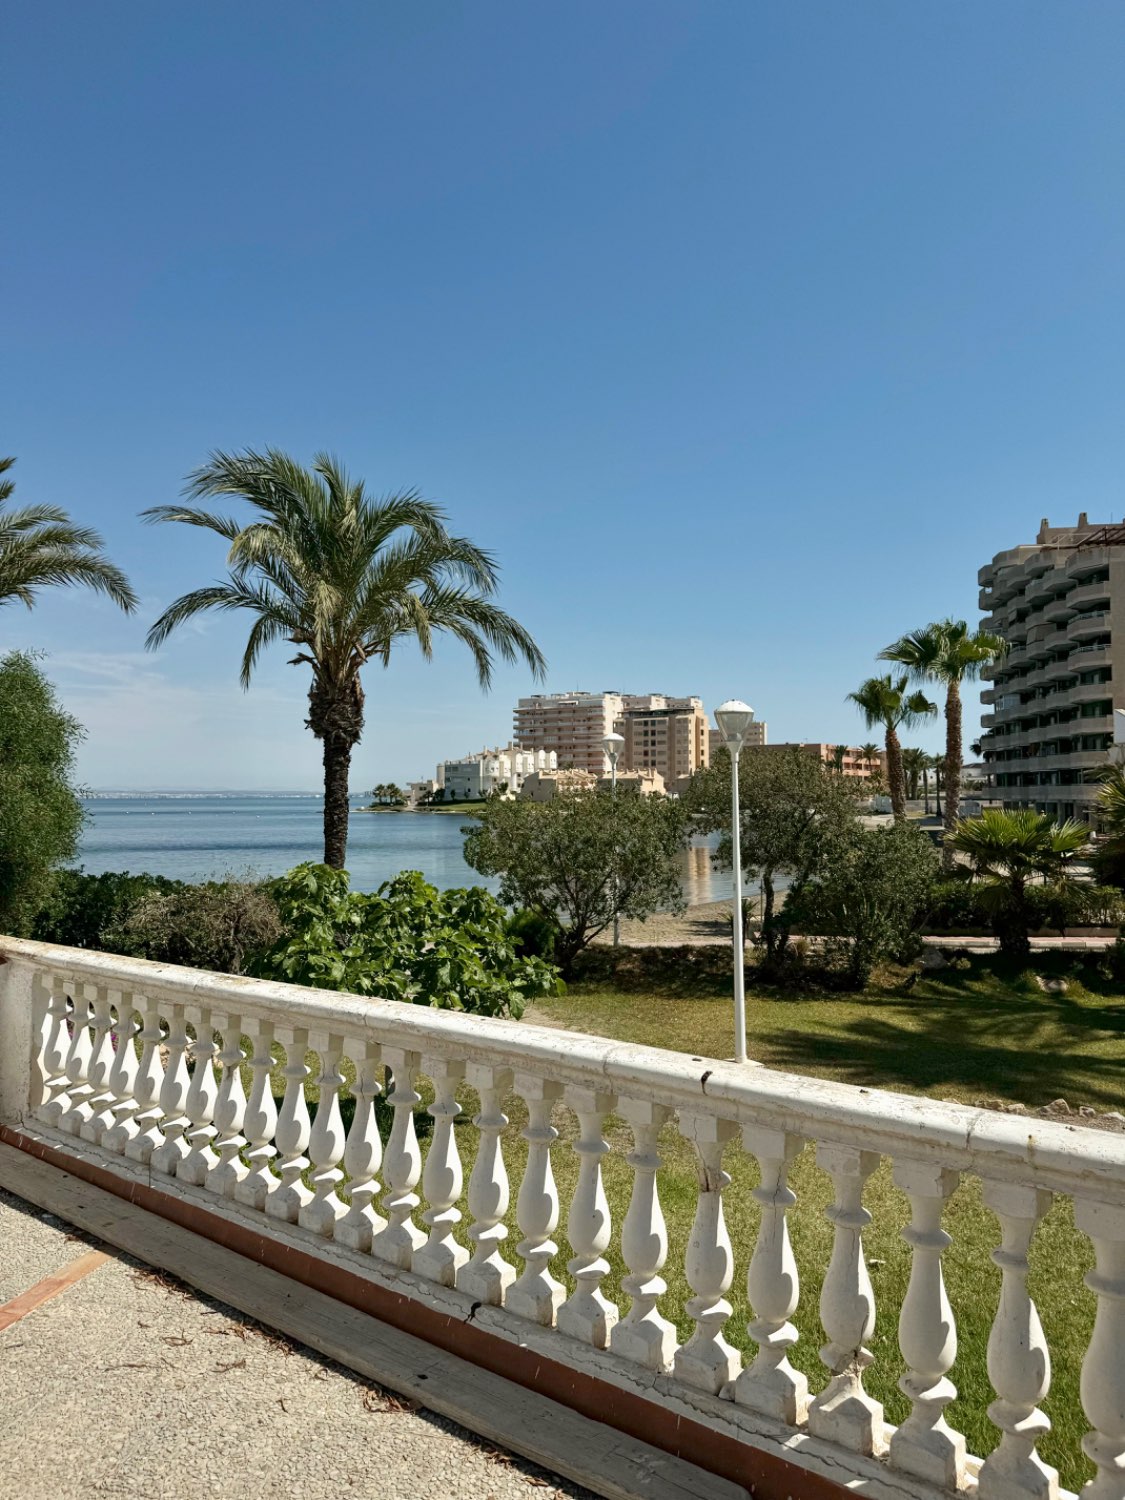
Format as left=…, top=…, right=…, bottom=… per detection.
left=603, top=732, right=625, bottom=763
left=715, top=699, right=755, bottom=750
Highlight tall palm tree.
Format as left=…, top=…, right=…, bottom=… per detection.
left=901, top=746, right=927, bottom=802
left=145, top=449, right=546, bottom=868
left=881, top=620, right=1006, bottom=862
left=948, top=808, right=1089, bottom=958
left=830, top=744, right=847, bottom=773
left=1093, top=764, right=1125, bottom=888
left=846, top=674, right=936, bottom=822
left=0, top=456, right=136, bottom=613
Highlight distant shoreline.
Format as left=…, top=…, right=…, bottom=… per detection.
left=355, top=804, right=483, bottom=816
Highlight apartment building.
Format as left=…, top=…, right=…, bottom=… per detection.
left=761, top=743, right=884, bottom=780
left=615, top=695, right=710, bottom=791
left=978, top=514, right=1122, bottom=821
left=440, top=744, right=558, bottom=801
left=513, top=692, right=624, bottom=774
left=707, top=721, right=768, bottom=762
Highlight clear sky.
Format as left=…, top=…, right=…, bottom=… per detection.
left=4, top=2, right=1124, bottom=790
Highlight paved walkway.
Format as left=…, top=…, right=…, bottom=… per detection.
left=0, top=1187, right=592, bottom=1500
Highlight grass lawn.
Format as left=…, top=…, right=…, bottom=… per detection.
left=265, top=954, right=1124, bottom=1492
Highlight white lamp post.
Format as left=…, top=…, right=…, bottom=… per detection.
left=714, top=700, right=754, bottom=1065
left=603, top=732, right=626, bottom=947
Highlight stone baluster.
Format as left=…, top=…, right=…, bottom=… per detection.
left=78, top=986, right=117, bottom=1144
left=610, top=1099, right=677, bottom=1370
left=58, top=982, right=95, bottom=1136
left=808, top=1144, right=885, bottom=1455
left=977, top=1182, right=1057, bottom=1500
left=735, top=1127, right=807, bottom=1422
left=890, top=1161, right=964, bottom=1488
left=371, top=1049, right=425, bottom=1268
left=234, top=1020, right=278, bottom=1209
left=507, top=1074, right=565, bottom=1325
left=124, top=993, right=167, bottom=1163
left=265, top=1026, right=313, bottom=1223
left=206, top=1014, right=248, bottom=1195
left=150, top=1003, right=193, bottom=1175
left=102, top=993, right=141, bottom=1154
left=413, top=1057, right=468, bottom=1286
left=35, top=973, right=74, bottom=1128
left=178, top=1007, right=220, bottom=1186
left=558, top=1086, right=617, bottom=1346
left=1075, top=1198, right=1125, bottom=1500
left=674, top=1112, right=739, bottom=1393
left=299, top=1033, right=347, bottom=1237
left=459, top=1064, right=515, bottom=1305
left=335, top=1040, right=385, bottom=1252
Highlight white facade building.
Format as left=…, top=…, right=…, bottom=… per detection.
left=439, top=744, right=558, bottom=801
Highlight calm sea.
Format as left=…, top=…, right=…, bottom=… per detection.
left=75, top=795, right=735, bottom=904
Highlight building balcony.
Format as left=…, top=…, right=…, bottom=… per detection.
left=1068, top=611, right=1112, bottom=642
left=1066, top=579, right=1112, bottom=613
left=1065, top=643, right=1112, bottom=672
left=3, top=938, right=1125, bottom=1500
left=1066, top=546, right=1111, bottom=580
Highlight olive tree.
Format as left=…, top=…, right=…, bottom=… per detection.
left=463, top=788, right=689, bottom=973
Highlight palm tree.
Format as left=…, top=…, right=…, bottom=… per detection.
left=0, top=456, right=137, bottom=613
left=145, top=449, right=546, bottom=868
left=1093, top=765, right=1125, bottom=888
left=881, top=620, right=1006, bottom=862
left=901, top=746, right=927, bottom=802
left=948, top=808, right=1089, bottom=958
left=846, top=674, right=936, bottom=822
left=830, top=744, right=847, bottom=773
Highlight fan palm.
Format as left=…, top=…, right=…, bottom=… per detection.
left=1092, top=764, right=1125, bottom=888
left=881, top=620, right=1006, bottom=862
left=0, top=456, right=137, bottom=613
left=900, top=746, right=927, bottom=802
left=144, top=449, right=546, bottom=868
left=846, top=674, right=936, bottom=822
left=947, top=808, right=1089, bottom=957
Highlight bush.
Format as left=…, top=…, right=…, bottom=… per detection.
left=32, top=868, right=187, bottom=952
left=926, top=878, right=1124, bottom=934
left=122, top=879, right=283, bottom=974
left=0, top=652, right=85, bottom=935
left=253, top=864, right=561, bottom=1018
left=506, top=907, right=558, bottom=961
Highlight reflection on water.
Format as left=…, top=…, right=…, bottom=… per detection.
left=679, top=838, right=734, bottom=906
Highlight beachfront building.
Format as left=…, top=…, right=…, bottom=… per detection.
left=514, top=690, right=712, bottom=779
left=979, top=513, right=1122, bottom=821
left=707, top=720, right=767, bottom=762
left=440, top=744, right=558, bottom=801
left=615, top=695, right=709, bottom=794
left=761, top=742, right=884, bottom=779
left=513, top=692, right=625, bottom=774
left=520, top=766, right=666, bottom=801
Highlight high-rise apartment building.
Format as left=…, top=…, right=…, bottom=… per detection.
left=615, top=695, right=710, bottom=790
left=979, top=514, right=1121, bottom=821
left=513, top=692, right=624, bottom=774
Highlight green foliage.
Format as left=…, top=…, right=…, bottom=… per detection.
left=785, top=822, right=940, bottom=986
left=121, top=879, right=283, bottom=974
left=927, top=876, right=1125, bottom=934
left=253, top=864, right=559, bottom=1017
left=31, top=868, right=187, bottom=952
left=689, top=747, right=860, bottom=971
left=0, top=652, right=86, bottom=935
left=463, top=789, right=690, bottom=973
left=505, top=907, right=558, bottom=961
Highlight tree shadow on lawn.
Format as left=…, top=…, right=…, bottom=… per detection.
left=766, top=985, right=1125, bottom=1109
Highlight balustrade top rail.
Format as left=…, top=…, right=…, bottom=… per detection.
left=4, top=935, right=1124, bottom=1205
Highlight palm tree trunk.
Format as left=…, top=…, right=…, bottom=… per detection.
left=944, top=680, right=962, bottom=867
left=322, top=738, right=353, bottom=868
left=886, top=727, right=907, bottom=822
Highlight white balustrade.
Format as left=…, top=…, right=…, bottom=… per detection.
left=6, top=937, right=1125, bottom=1500
left=459, top=1063, right=514, bottom=1305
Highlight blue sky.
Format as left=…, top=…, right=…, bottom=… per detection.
left=4, top=2, right=1124, bottom=789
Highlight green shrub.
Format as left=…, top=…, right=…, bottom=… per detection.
left=122, top=878, right=282, bottom=974
left=505, top=907, right=558, bottom=961
left=926, top=878, right=1124, bottom=934
left=32, top=868, right=187, bottom=952
left=253, top=864, right=561, bottom=1018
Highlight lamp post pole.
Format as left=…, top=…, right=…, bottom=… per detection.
left=714, top=701, right=754, bottom=1066
left=603, top=733, right=625, bottom=948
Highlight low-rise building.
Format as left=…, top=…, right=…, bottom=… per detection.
left=761, top=743, right=884, bottom=779
left=439, top=744, right=557, bottom=801
left=520, top=767, right=666, bottom=801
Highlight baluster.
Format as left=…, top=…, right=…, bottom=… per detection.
left=808, top=1144, right=885, bottom=1455
left=371, top=1048, right=425, bottom=1268
left=413, top=1058, right=468, bottom=1285
left=35, top=973, right=74, bottom=1128
left=102, top=993, right=141, bottom=1155
left=234, top=1020, right=278, bottom=1209
left=205, top=1014, right=248, bottom=1195
left=299, top=1033, right=346, bottom=1236
left=459, top=1063, right=515, bottom=1305
left=124, top=993, right=166, bottom=1163
left=178, top=1006, right=220, bottom=1186
left=978, top=1182, right=1057, bottom=1500
left=610, top=1099, right=677, bottom=1370
left=58, top=982, right=95, bottom=1135
left=507, top=1074, right=565, bottom=1325
left=735, top=1127, right=807, bottom=1422
left=336, top=1039, right=384, bottom=1252
left=674, top=1112, right=739, bottom=1393
left=150, top=1003, right=193, bottom=1175
left=889, top=1161, right=964, bottom=1487
left=266, top=1026, right=313, bottom=1223
left=1075, top=1199, right=1125, bottom=1500
left=78, top=986, right=116, bottom=1143
left=558, top=1086, right=617, bottom=1346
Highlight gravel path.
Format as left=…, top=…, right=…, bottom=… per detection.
left=0, top=1189, right=594, bottom=1500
